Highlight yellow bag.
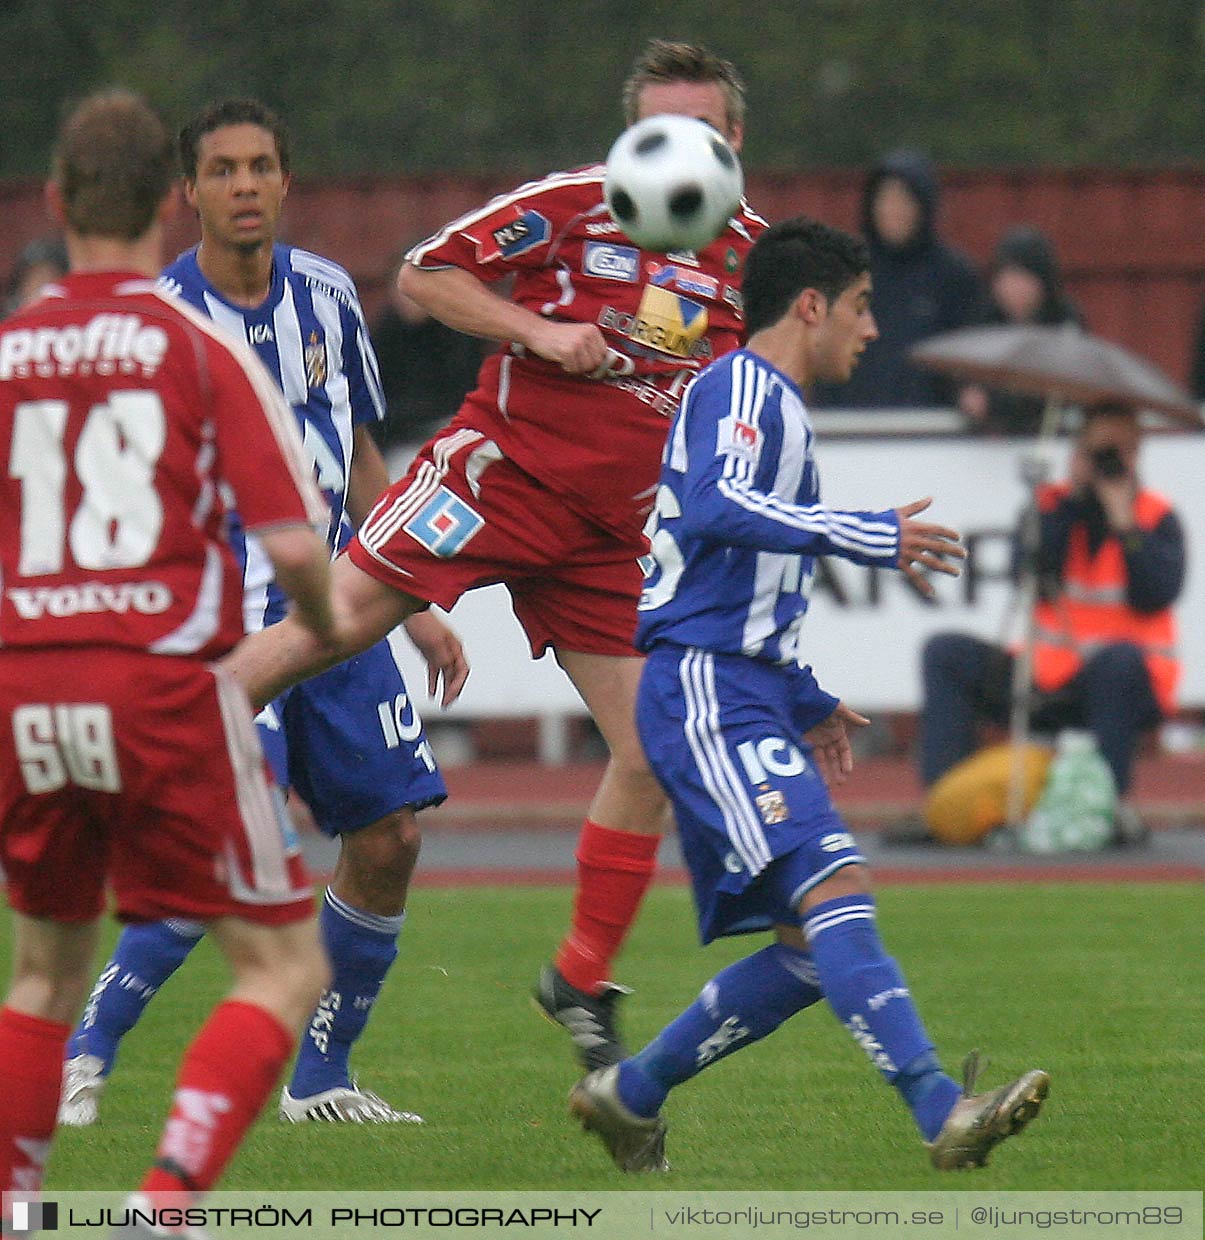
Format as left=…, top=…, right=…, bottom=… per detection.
left=923, top=743, right=1053, bottom=845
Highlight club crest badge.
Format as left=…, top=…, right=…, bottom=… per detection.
left=305, top=330, right=327, bottom=389
left=755, top=789, right=789, bottom=825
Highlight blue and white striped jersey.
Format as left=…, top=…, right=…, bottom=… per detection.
left=635, top=348, right=901, bottom=665
left=160, top=243, right=385, bottom=630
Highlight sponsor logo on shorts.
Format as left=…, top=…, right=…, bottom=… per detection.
left=402, top=486, right=484, bottom=557
left=583, top=242, right=640, bottom=282
left=819, top=831, right=856, bottom=853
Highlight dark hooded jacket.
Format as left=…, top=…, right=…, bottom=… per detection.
left=813, top=149, right=983, bottom=408
left=975, top=225, right=1084, bottom=435
left=986, top=225, right=1081, bottom=328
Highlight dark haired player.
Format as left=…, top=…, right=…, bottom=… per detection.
left=568, top=217, right=1049, bottom=1173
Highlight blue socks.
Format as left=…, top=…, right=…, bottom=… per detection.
left=617, top=942, right=822, bottom=1118
left=64, top=890, right=406, bottom=1102
left=803, top=894, right=960, bottom=1140
left=66, top=918, right=205, bottom=1073
left=287, top=888, right=404, bottom=1098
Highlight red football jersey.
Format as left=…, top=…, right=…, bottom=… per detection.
left=409, top=166, right=766, bottom=543
left=0, top=271, right=327, bottom=658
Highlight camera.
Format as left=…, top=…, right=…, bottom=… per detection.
left=1090, top=445, right=1127, bottom=479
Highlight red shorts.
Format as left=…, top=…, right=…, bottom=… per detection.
left=0, top=649, right=312, bottom=926
left=349, top=427, right=645, bottom=657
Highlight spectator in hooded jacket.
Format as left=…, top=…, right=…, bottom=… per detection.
left=812, top=148, right=983, bottom=409
left=960, top=226, right=1084, bottom=436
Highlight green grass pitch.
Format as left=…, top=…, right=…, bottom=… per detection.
left=24, top=881, right=1204, bottom=1192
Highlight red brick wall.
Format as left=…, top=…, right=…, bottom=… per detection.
left=6, top=167, right=1202, bottom=386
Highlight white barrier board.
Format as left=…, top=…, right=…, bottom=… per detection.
left=388, top=434, right=1202, bottom=716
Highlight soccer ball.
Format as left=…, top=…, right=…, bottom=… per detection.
left=604, top=114, right=744, bottom=253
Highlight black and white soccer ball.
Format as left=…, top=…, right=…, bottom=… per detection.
left=604, top=114, right=744, bottom=253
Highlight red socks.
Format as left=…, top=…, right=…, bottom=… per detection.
left=0, top=1007, right=70, bottom=1194
left=0, top=999, right=291, bottom=1201
left=141, top=1000, right=292, bottom=1196
left=555, top=819, right=660, bottom=995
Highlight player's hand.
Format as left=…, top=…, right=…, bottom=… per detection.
left=804, top=702, right=870, bottom=787
left=895, top=497, right=966, bottom=597
left=403, top=610, right=470, bottom=707
left=525, top=320, right=611, bottom=376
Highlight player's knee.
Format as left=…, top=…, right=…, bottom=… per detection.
left=798, top=861, right=873, bottom=914
left=345, top=811, right=422, bottom=879
left=608, top=757, right=667, bottom=820
left=10, top=927, right=99, bottom=1023
left=606, top=731, right=657, bottom=780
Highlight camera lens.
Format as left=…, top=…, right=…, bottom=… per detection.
left=1091, top=446, right=1126, bottom=478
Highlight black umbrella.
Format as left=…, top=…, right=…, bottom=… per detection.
left=913, top=324, right=1199, bottom=838
left=911, top=323, right=1201, bottom=426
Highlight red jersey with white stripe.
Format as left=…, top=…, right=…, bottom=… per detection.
left=409, top=165, right=766, bottom=544
left=0, top=271, right=327, bottom=659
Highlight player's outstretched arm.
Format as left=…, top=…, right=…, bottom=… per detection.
left=222, top=554, right=423, bottom=709
left=683, top=458, right=902, bottom=567
left=403, top=610, right=470, bottom=707
left=894, top=497, right=966, bottom=598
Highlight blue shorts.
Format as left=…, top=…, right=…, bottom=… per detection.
left=257, top=634, right=447, bottom=836
left=637, top=646, right=864, bottom=944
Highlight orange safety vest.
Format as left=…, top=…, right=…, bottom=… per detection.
left=1031, top=483, right=1180, bottom=715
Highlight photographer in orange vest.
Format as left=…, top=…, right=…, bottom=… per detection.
left=917, top=403, right=1185, bottom=840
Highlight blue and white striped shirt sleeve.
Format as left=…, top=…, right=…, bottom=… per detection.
left=678, top=361, right=901, bottom=567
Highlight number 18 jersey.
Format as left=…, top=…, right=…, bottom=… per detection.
left=0, top=271, right=326, bottom=659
